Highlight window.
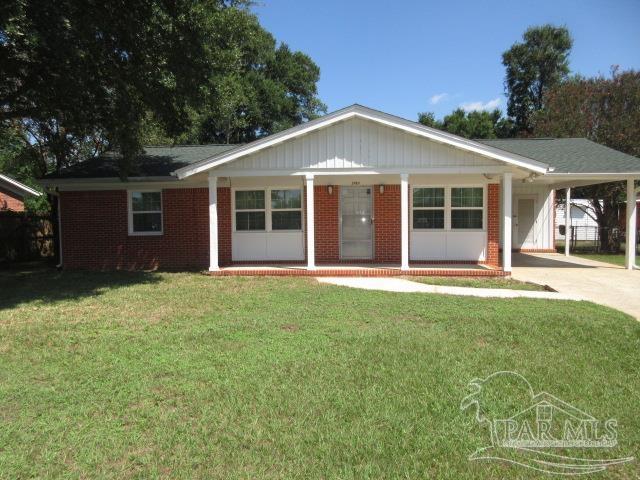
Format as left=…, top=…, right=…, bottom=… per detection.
left=235, top=190, right=265, bottom=231
left=271, top=189, right=302, bottom=230
left=129, top=191, right=162, bottom=235
left=412, top=187, right=444, bottom=229
left=451, top=187, right=483, bottom=229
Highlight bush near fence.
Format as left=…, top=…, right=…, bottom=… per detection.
left=0, top=211, right=55, bottom=264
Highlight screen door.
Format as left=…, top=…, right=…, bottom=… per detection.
left=340, top=187, right=373, bottom=259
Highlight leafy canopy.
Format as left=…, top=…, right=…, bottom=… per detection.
left=502, top=24, right=572, bottom=133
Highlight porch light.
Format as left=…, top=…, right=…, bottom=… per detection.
left=328, top=185, right=333, bottom=195
left=379, top=185, right=384, bottom=194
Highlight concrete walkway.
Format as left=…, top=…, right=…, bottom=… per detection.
left=316, top=277, right=583, bottom=301
left=512, top=253, right=640, bottom=319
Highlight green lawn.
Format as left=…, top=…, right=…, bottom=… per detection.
left=408, top=276, right=546, bottom=291
left=1, top=269, right=639, bottom=479
left=573, top=253, right=633, bottom=267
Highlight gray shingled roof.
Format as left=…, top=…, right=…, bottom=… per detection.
left=478, top=138, right=640, bottom=174
left=46, top=137, right=640, bottom=179
left=46, top=145, right=238, bottom=179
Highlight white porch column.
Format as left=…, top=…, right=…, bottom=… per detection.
left=625, top=178, right=637, bottom=270
left=565, top=188, right=571, bottom=257
left=208, top=174, right=219, bottom=271
left=306, top=174, right=315, bottom=270
left=502, top=172, right=512, bottom=272
left=400, top=173, right=409, bottom=271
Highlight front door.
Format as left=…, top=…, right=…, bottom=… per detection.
left=341, top=186, right=373, bottom=259
left=515, top=197, right=536, bottom=249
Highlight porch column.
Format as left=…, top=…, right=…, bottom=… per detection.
left=400, top=173, right=409, bottom=271
left=306, top=174, right=315, bottom=270
left=503, top=172, right=512, bottom=272
left=626, top=178, right=637, bottom=270
left=208, top=174, right=219, bottom=271
left=565, top=188, right=571, bottom=257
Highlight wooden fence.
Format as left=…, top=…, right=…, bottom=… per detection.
left=0, top=212, right=55, bottom=264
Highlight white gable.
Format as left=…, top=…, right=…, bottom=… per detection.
left=214, top=117, right=501, bottom=173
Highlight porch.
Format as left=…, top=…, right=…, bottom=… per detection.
left=207, top=263, right=505, bottom=277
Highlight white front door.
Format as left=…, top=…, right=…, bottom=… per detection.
left=514, top=197, right=536, bottom=249
left=341, top=186, right=373, bottom=259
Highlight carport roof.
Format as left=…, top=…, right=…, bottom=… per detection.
left=478, top=138, right=640, bottom=175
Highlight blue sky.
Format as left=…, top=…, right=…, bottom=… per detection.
left=253, top=0, right=640, bottom=121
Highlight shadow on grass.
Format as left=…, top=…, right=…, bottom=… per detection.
left=0, top=263, right=162, bottom=311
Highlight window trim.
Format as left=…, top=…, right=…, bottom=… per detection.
left=128, top=189, right=163, bottom=236
left=450, top=186, right=485, bottom=231
left=232, top=187, right=304, bottom=233
left=411, top=185, right=486, bottom=232
left=411, top=187, right=445, bottom=230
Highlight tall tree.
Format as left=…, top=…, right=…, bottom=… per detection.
left=418, top=108, right=515, bottom=139
left=534, top=68, right=640, bottom=252
left=502, top=25, right=572, bottom=133
left=1, top=0, right=235, bottom=175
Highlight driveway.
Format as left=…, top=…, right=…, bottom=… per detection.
left=512, top=253, right=640, bottom=319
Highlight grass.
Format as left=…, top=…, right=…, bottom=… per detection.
left=407, top=276, right=546, bottom=291
left=572, top=253, right=634, bottom=267
left=0, top=268, right=639, bottom=479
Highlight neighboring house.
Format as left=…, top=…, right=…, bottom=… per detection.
left=555, top=200, right=600, bottom=241
left=40, top=105, right=640, bottom=273
left=0, top=174, right=41, bottom=212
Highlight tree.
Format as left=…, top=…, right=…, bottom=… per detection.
left=502, top=25, right=572, bottom=133
left=418, top=108, right=515, bottom=139
left=534, top=68, right=640, bottom=252
left=1, top=0, right=237, bottom=175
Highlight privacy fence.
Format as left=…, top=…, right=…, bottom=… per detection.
left=0, top=212, right=55, bottom=264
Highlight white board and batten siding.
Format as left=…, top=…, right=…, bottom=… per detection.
left=502, top=184, right=555, bottom=250
left=215, top=117, right=500, bottom=172
left=219, top=116, right=509, bottom=262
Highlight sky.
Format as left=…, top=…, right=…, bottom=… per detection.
left=252, top=0, right=640, bottom=121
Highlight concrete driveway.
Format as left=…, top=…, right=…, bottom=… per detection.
left=512, top=253, right=640, bottom=319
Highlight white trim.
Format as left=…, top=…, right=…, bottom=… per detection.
left=209, top=175, right=219, bottom=271
left=306, top=174, right=315, bottom=270
left=339, top=185, right=374, bottom=261
left=231, top=186, right=304, bottom=233
left=400, top=174, right=409, bottom=271
left=410, top=185, right=487, bottom=233
left=0, top=173, right=42, bottom=197
left=174, top=105, right=549, bottom=179
left=513, top=194, right=538, bottom=249
left=565, top=188, right=571, bottom=257
left=127, top=189, right=163, bottom=236
left=625, top=178, right=637, bottom=270
left=218, top=166, right=512, bottom=177
left=503, top=173, right=512, bottom=272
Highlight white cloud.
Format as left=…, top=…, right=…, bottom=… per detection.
left=460, top=97, right=502, bottom=112
left=429, top=93, right=449, bottom=105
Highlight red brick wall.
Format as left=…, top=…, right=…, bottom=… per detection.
left=486, top=183, right=500, bottom=267
left=0, top=187, right=25, bottom=212
left=217, top=187, right=232, bottom=266
left=60, top=188, right=232, bottom=270
left=374, top=184, right=401, bottom=263
left=314, top=185, right=340, bottom=262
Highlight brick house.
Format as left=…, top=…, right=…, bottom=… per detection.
left=41, top=105, right=640, bottom=273
left=0, top=173, right=41, bottom=212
